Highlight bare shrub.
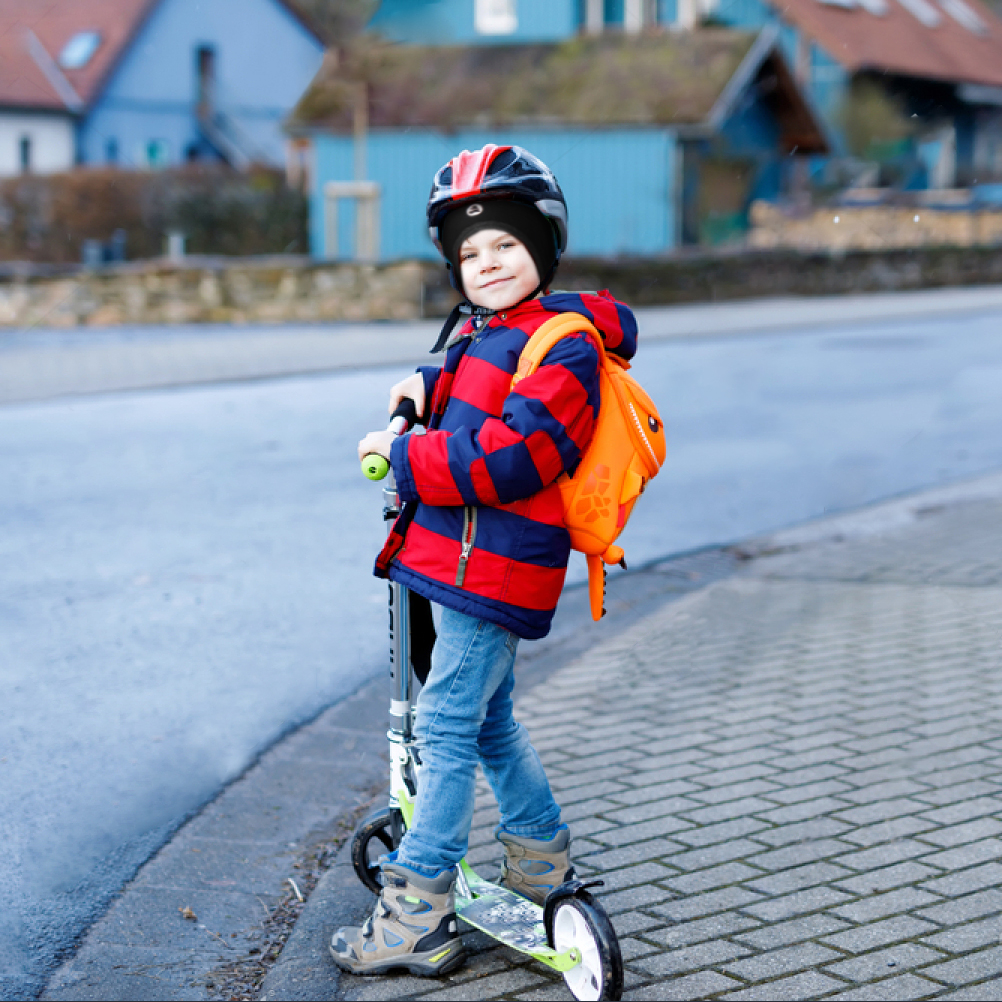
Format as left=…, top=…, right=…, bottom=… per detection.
left=0, top=165, right=308, bottom=263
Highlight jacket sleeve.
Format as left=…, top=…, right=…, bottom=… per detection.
left=391, top=332, right=600, bottom=507
left=416, top=366, right=441, bottom=424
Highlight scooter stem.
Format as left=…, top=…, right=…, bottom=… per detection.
left=359, top=396, right=422, bottom=799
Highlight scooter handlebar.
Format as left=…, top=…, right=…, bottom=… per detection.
left=360, top=397, right=420, bottom=481
left=361, top=454, right=391, bottom=481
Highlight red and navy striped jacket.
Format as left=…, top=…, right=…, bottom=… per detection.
left=376, top=290, right=638, bottom=639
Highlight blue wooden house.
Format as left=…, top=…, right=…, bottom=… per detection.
left=290, top=27, right=830, bottom=258
left=0, top=0, right=325, bottom=175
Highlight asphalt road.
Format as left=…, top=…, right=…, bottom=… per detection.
left=3, top=295, right=1002, bottom=998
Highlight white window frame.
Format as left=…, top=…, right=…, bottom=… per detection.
left=474, top=0, right=517, bottom=35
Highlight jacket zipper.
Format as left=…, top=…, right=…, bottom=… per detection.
left=455, top=506, right=477, bottom=587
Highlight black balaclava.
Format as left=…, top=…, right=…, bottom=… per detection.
left=429, top=200, right=561, bottom=354
left=440, top=199, right=559, bottom=301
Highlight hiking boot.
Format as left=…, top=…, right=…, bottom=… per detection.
left=498, top=826, right=574, bottom=905
left=329, top=862, right=465, bottom=977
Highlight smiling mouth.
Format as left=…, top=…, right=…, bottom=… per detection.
left=478, top=276, right=512, bottom=290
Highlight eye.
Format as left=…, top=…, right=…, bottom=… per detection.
left=648, top=416, right=659, bottom=433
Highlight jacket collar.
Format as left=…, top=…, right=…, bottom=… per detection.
left=430, top=296, right=549, bottom=353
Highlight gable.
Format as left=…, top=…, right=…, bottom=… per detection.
left=93, top=0, right=324, bottom=111
left=709, top=28, right=831, bottom=153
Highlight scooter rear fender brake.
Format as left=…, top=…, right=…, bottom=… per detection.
left=543, top=879, right=606, bottom=948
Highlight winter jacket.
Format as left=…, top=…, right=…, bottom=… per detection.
left=375, top=290, right=638, bottom=640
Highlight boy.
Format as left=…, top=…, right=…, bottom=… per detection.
left=331, top=145, right=637, bottom=977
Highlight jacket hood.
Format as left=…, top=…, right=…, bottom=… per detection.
left=536, top=290, right=637, bottom=363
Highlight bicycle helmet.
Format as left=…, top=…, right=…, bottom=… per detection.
left=427, top=145, right=568, bottom=300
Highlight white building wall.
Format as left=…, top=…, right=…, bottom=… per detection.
left=0, top=113, right=75, bottom=176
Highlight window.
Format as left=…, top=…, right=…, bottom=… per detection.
left=19, top=136, right=31, bottom=173
left=59, top=31, right=101, bottom=69
left=940, top=0, right=986, bottom=33
left=893, top=0, right=941, bottom=26
left=604, top=0, right=625, bottom=22
left=142, top=139, right=170, bottom=168
left=474, top=0, right=517, bottom=34
left=196, top=45, right=216, bottom=112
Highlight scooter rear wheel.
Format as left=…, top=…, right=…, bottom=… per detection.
left=350, top=807, right=404, bottom=894
left=551, top=894, right=623, bottom=1001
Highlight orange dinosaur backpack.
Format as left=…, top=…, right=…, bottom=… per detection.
left=512, top=312, right=666, bottom=621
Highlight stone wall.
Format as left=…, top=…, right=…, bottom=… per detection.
left=749, top=199, right=1002, bottom=252
left=2, top=245, right=1002, bottom=328
left=551, top=246, right=1002, bottom=306
left=0, top=257, right=427, bottom=327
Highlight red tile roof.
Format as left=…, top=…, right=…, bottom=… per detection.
left=0, top=0, right=159, bottom=111
left=0, top=0, right=323, bottom=113
left=775, top=0, right=1002, bottom=88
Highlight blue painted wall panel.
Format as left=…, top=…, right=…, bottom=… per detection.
left=810, top=43, right=848, bottom=126
left=80, top=0, right=324, bottom=167
left=715, top=0, right=776, bottom=29
left=719, top=88, right=781, bottom=155
left=604, top=0, right=625, bottom=24
left=657, top=0, right=678, bottom=23
left=717, top=86, right=785, bottom=210
left=312, top=128, right=677, bottom=259
left=369, top=0, right=578, bottom=44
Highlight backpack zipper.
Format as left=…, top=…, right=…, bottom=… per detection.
left=455, top=506, right=477, bottom=586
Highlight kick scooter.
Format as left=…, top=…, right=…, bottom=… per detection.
left=352, top=400, right=624, bottom=1002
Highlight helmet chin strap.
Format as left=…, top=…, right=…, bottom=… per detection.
left=429, top=300, right=482, bottom=354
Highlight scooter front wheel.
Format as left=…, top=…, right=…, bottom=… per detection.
left=551, top=894, right=623, bottom=1001
left=350, top=806, right=404, bottom=894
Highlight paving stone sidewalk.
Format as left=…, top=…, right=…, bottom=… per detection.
left=315, top=492, right=1002, bottom=1001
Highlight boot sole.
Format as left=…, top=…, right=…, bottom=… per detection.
left=329, top=940, right=466, bottom=978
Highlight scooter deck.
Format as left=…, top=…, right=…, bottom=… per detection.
left=455, top=871, right=548, bottom=955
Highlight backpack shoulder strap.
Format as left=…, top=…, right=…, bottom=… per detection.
left=511, top=312, right=605, bottom=390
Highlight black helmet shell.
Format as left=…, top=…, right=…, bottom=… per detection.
left=427, top=145, right=568, bottom=255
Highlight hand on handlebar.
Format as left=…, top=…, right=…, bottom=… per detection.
left=359, top=397, right=420, bottom=480
left=388, top=374, right=425, bottom=420
left=357, top=429, right=397, bottom=463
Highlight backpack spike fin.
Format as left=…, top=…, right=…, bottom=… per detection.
left=587, top=554, right=605, bottom=621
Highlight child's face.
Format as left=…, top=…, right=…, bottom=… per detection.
left=459, top=228, right=540, bottom=311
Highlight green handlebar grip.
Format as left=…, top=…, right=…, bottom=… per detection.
left=362, top=454, right=390, bottom=481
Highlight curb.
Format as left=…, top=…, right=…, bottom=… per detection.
left=258, top=840, right=368, bottom=1001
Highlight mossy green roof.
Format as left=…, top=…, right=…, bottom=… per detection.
left=291, top=31, right=759, bottom=132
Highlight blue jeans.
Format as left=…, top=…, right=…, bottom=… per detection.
left=395, top=606, right=563, bottom=877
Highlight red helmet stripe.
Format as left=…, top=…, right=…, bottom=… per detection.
left=450, top=144, right=511, bottom=198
